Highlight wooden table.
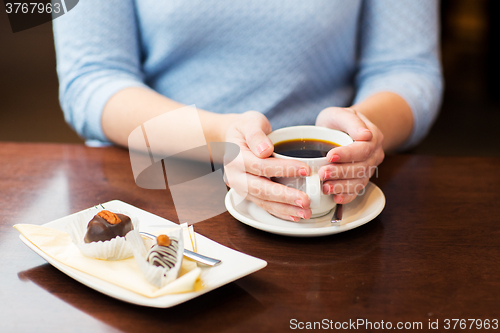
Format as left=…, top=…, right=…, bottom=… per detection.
left=1, top=142, right=499, bottom=332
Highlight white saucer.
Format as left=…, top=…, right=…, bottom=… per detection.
left=225, top=182, right=385, bottom=237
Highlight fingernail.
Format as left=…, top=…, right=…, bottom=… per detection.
left=336, top=195, right=343, bottom=204
left=323, top=184, right=330, bottom=194
left=299, top=168, right=308, bottom=177
left=295, top=199, right=304, bottom=208
left=289, top=215, right=299, bottom=222
left=297, top=211, right=305, bottom=219
left=329, top=154, right=340, bottom=162
left=256, top=143, right=269, bottom=154
left=322, top=169, right=329, bottom=180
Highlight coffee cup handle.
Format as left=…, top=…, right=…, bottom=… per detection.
left=305, top=174, right=321, bottom=209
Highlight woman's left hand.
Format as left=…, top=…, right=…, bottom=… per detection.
left=315, top=107, right=385, bottom=204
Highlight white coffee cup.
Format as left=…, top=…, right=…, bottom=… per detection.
left=268, top=126, right=354, bottom=218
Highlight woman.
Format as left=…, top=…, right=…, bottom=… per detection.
left=54, top=0, right=443, bottom=221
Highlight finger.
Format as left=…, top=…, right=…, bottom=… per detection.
left=333, top=193, right=358, bottom=205
left=245, top=153, right=311, bottom=177
left=245, top=174, right=311, bottom=208
left=326, top=141, right=376, bottom=163
left=226, top=146, right=311, bottom=177
left=238, top=111, right=274, bottom=158
left=224, top=154, right=310, bottom=199
left=317, top=107, right=373, bottom=142
left=322, top=178, right=369, bottom=195
left=319, top=161, right=378, bottom=181
left=246, top=193, right=313, bottom=221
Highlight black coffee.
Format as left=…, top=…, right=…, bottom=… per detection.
left=273, top=139, right=339, bottom=158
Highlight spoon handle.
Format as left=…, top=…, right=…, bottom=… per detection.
left=184, top=249, right=222, bottom=266
left=330, top=204, right=343, bottom=225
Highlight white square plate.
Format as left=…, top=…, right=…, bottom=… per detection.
left=19, top=200, right=267, bottom=308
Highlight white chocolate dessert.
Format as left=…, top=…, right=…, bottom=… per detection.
left=146, top=234, right=179, bottom=272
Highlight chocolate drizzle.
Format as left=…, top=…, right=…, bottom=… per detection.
left=84, top=212, right=133, bottom=243
left=147, top=239, right=179, bottom=270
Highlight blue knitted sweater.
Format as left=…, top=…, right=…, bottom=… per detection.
left=54, top=0, right=442, bottom=148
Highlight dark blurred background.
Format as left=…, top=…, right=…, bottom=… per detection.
left=0, top=0, right=499, bottom=155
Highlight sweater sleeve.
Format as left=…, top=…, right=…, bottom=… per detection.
left=53, top=0, right=149, bottom=143
left=353, top=0, right=444, bottom=150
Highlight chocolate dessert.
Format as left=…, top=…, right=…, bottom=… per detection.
left=146, top=234, right=179, bottom=270
left=84, top=210, right=133, bottom=243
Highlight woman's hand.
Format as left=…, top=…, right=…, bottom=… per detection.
left=315, top=107, right=385, bottom=204
left=224, top=111, right=314, bottom=221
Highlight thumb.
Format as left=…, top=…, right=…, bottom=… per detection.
left=240, top=112, right=273, bottom=158
left=317, top=107, right=372, bottom=142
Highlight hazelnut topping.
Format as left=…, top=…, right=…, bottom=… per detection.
left=97, top=210, right=121, bottom=225
left=157, top=234, right=171, bottom=247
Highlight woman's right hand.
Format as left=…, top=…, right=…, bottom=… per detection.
left=224, top=111, right=313, bottom=221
